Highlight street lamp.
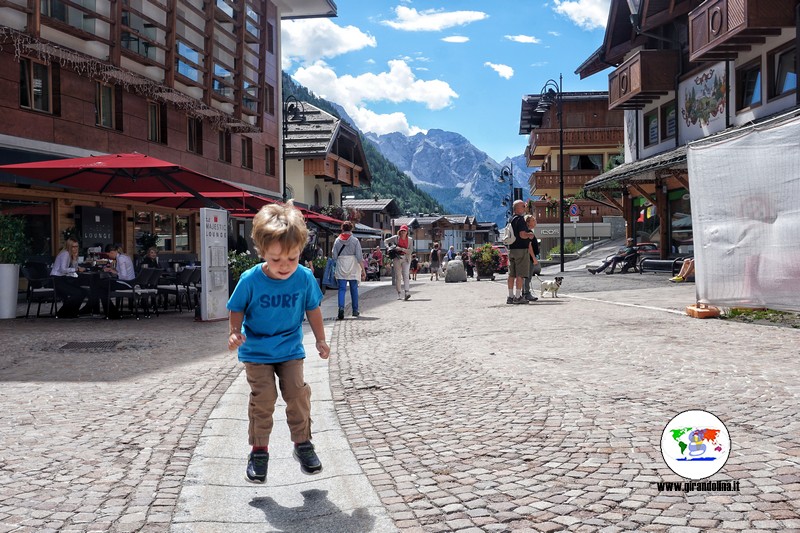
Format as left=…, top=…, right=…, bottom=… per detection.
left=534, top=74, right=564, bottom=272
left=282, top=95, right=306, bottom=203
left=498, top=163, right=514, bottom=220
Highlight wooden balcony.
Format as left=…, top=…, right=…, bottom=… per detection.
left=527, top=127, right=624, bottom=164
left=530, top=170, right=602, bottom=194
left=689, top=0, right=797, bottom=62
left=608, top=50, right=679, bottom=110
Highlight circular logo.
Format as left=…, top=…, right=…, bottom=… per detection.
left=660, top=410, right=731, bottom=480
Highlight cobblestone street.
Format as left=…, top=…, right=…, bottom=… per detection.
left=330, top=274, right=800, bottom=532
left=0, top=315, right=237, bottom=533
left=1, top=269, right=799, bottom=532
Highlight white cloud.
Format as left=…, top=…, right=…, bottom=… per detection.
left=531, top=61, right=549, bottom=67
left=484, top=62, right=514, bottom=79
left=548, top=31, right=561, bottom=36
left=282, top=19, right=376, bottom=68
left=505, top=34, right=541, bottom=44
left=349, top=107, right=426, bottom=136
left=552, top=0, right=610, bottom=30
left=442, top=36, right=470, bottom=43
left=382, top=6, right=488, bottom=31
left=291, top=60, right=458, bottom=136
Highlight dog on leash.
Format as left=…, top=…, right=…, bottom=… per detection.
left=535, top=275, right=564, bottom=298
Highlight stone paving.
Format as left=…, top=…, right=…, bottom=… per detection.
left=0, top=312, right=237, bottom=533
left=1, top=265, right=799, bottom=532
left=330, top=271, right=800, bottom=532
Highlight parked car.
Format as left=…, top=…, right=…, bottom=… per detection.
left=491, top=243, right=509, bottom=274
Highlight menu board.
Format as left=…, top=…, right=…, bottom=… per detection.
left=199, top=208, right=229, bottom=321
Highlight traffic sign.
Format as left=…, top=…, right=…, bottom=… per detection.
left=570, top=216, right=580, bottom=222
left=569, top=204, right=580, bottom=216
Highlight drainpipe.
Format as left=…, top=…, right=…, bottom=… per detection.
left=725, top=60, right=731, bottom=129
left=796, top=4, right=800, bottom=106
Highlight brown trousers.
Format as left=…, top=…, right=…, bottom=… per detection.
left=244, top=359, right=312, bottom=447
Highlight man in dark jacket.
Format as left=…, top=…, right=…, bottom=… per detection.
left=506, top=200, right=534, bottom=304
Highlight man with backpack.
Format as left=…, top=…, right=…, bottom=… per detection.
left=506, top=200, right=535, bottom=304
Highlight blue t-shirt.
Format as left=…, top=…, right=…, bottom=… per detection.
left=227, top=264, right=323, bottom=364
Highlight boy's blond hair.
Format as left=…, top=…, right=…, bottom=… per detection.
left=250, top=202, right=308, bottom=258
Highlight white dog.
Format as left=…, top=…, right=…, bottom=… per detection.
left=535, top=275, right=564, bottom=298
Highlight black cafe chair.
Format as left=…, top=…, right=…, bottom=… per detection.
left=157, top=267, right=195, bottom=312
left=21, top=262, right=58, bottom=318
left=110, top=269, right=160, bottom=319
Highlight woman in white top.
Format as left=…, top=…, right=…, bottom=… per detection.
left=51, top=237, right=87, bottom=318
left=331, top=221, right=364, bottom=320
left=51, top=237, right=84, bottom=277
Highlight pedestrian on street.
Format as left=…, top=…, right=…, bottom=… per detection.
left=507, top=200, right=534, bottom=304
left=410, top=253, right=419, bottom=280
left=521, top=214, right=540, bottom=302
left=385, top=225, right=413, bottom=300
left=429, top=242, right=441, bottom=281
left=332, top=221, right=365, bottom=319
left=461, top=248, right=474, bottom=278
left=227, top=202, right=330, bottom=485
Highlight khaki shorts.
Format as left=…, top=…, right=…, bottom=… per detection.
left=508, top=249, right=530, bottom=278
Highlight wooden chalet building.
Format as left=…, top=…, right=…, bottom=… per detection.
left=283, top=102, right=372, bottom=209
left=519, top=91, right=626, bottom=254
left=577, top=0, right=799, bottom=259
left=342, top=198, right=402, bottom=242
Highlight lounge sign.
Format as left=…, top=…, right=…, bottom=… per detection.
left=199, top=208, right=228, bottom=321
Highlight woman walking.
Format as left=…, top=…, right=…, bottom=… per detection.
left=385, top=225, right=413, bottom=300
left=332, top=221, right=364, bottom=319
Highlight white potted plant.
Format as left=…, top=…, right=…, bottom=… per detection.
left=0, top=214, right=29, bottom=319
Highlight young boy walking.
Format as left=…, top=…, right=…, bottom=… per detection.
left=227, top=203, right=331, bottom=484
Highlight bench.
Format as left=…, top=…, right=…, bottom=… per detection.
left=639, top=256, right=689, bottom=275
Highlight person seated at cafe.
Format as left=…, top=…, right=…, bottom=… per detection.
left=50, top=237, right=87, bottom=319
left=104, top=243, right=136, bottom=281
left=86, top=243, right=135, bottom=319
left=140, top=247, right=160, bottom=269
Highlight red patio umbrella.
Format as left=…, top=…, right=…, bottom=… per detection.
left=0, top=152, right=246, bottom=207
left=114, top=191, right=274, bottom=211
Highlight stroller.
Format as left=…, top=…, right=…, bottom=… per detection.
left=365, top=260, right=380, bottom=281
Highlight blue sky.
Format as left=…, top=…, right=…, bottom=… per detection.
left=282, top=0, right=612, bottom=163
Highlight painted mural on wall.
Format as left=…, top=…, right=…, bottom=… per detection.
left=679, top=62, right=726, bottom=143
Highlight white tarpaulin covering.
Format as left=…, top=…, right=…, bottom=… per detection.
left=687, top=113, right=800, bottom=312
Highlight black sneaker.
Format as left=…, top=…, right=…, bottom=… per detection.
left=506, top=296, right=514, bottom=304
left=337, top=308, right=344, bottom=320
left=513, top=296, right=529, bottom=305
left=293, top=441, right=322, bottom=475
left=589, top=269, right=596, bottom=275
left=352, top=310, right=360, bottom=317
left=524, top=293, right=538, bottom=302
left=246, top=450, right=269, bottom=484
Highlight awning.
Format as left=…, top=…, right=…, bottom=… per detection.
left=584, top=145, right=687, bottom=190
left=0, top=152, right=246, bottom=208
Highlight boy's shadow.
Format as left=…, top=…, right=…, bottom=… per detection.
left=250, top=489, right=375, bottom=532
